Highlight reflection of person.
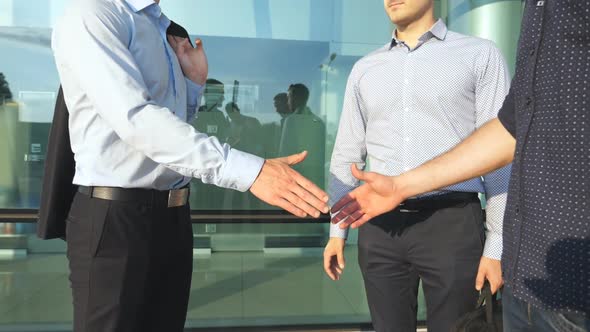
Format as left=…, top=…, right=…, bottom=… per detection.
left=273, top=92, right=290, bottom=125
left=279, top=84, right=325, bottom=186
left=332, top=1, right=589, bottom=331
left=225, top=102, right=262, bottom=155
left=286, top=83, right=313, bottom=116
left=324, top=1, right=511, bottom=331
left=193, top=78, right=230, bottom=142
left=51, top=1, right=329, bottom=331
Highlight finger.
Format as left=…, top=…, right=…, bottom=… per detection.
left=194, top=38, right=202, bottom=49
left=289, top=183, right=328, bottom=218
left=282, top=190, right=320, bottom=218
left=337, top=251, right=346, bottom=270
left=332, top=201, right=361, bottom=224
left=331, top=257, right=343, bottom=277
left=350, top=210, right=364, bottom=221
left=490, top=276, right=503, bottom=294
left=331, top=193, right=355, bottom=214
left=349, top=214, right=372, bottom=229
left=177, top=37, right=192, bottom=51
left=330, top=265, right=341, bottom=280
left=167, top=35, right=178, bottom=50
left=324, top=254, right=336, bottom=280
left=332, top=201, right=360, bottom=224
left=275, top=198, right=307, bottom=218
left=475, top=269, right=485, bottom=291
left=490, top=280, right=498, bottom=294
left=290, top=170, right=329, bottom=205
left=276, top=151, right=307, bottom=166
left=338, top=209, right=363, bottom=228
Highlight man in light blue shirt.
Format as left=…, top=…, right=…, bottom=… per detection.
left=52, top=1, right=329, bottom=331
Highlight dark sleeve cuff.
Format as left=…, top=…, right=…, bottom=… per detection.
left=497, top=90, right=517, bottom=138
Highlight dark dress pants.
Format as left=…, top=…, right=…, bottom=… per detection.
left=66, top=191, right=194, bottom=332
left=358, top=199, right=485, bottom=332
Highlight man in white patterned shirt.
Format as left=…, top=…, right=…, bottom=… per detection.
left=323, top=1, right=511, bottom=331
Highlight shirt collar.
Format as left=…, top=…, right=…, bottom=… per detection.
left=125, top=0, right=162, bottom=18
left=124, top=0, right=159, bottom=14
left=390, top=18, right=448, bottom=49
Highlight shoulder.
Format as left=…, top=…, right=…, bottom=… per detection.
left=446, top=30, right=503, bottom=57
left=58, top=0, right=131, bottom=33
left=348, top=43, right=391, bottom=84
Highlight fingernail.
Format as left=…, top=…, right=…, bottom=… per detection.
left=314, top=212, right=320, bottom=218
left=339, top=264, right=345, bottom=269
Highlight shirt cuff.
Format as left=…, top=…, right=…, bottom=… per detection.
left=483, top=231, right=503, bottom=260
left=186, top=77, right=203, bottom=110
left=329, top=219, right=350, bottom=239
left=217, top=149, right=264, bottom=192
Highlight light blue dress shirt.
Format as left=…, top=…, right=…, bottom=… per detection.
left=52, top=0, right=264, bottom=192
left=329, top=20, right=511, bottom=259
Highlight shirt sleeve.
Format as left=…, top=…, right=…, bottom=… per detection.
left=186, top=78, right=203, bottom=122
left=329, top=65, right=368, bottom=239
left=497, top=86, right=517, bottom=138
left=52, top=2, right=263, bottom=192
left=474, top=42, right=512, bottom=260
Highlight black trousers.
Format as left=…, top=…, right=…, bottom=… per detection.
left=358, top=196, right=484, bottom=332
left=66, top=191, right=194, bottom=332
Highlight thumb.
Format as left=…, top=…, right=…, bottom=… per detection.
left=337, top=250, right=346, bottom=269
left=351, top=163, right=371, bottom=182
left=280, top=151, right=308, bottom=166
left=195, top=38, right=203, bottom=49
left=475, top=267, right=486, bottom=291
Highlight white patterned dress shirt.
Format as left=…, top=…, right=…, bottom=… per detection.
left=329, top=19, right=511, bottom=260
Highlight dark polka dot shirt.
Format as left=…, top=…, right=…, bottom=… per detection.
left=497, top=0, right=589, bottom=315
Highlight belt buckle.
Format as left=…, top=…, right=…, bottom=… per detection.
left=168, top=188, right=188, bottom=207
left=398, top=203, right=419, bottom=213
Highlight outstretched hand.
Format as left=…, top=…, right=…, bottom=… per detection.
left=331, top=164, right=405, bottom=229
left=250, top=151, right=329, bottom=218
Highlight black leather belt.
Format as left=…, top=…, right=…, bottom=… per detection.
left=77, top=185, right=189, bottom=208
left=397, top=192, right=479, bottom=213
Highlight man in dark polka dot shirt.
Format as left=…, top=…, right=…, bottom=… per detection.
left=332, top=1, right=589, bottom=331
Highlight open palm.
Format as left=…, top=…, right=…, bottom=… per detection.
left=331, top=164, right=405, bottom=228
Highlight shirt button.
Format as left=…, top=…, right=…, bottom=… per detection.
left=404, top=137, right=410, bottom=142
left=526, top=97, right=532, bottom=105
left=530, top=49, right=536, bottom=56
left=404, top=167, right=411, bottom=171
left=404, top=79, right=409, bottom=85
left=404, top=108, right=410, bottom=113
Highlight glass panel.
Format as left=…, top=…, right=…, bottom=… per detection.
left=0, top=0, right=521, bottom=330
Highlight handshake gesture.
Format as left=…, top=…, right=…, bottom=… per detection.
left=331, top=164, right=406, bottom=227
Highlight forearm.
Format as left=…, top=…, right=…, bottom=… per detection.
left=398, top=118, right=516, bottom=198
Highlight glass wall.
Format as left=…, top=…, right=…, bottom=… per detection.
left=0, top=0, right=523, bottom=330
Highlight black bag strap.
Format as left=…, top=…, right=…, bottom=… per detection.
left=475, top=281, right=495, bottom=324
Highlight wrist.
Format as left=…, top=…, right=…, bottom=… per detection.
left=187, top=73, right=206, bottom=86
left=394, top=175, right=413, bottom=201
left=329, top=237, right=346, bottom=244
